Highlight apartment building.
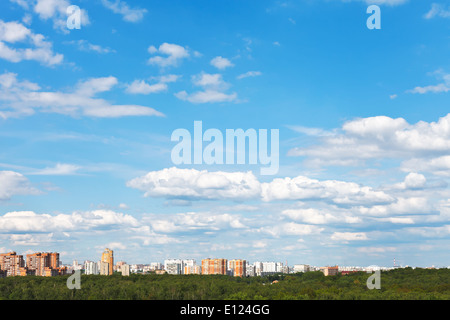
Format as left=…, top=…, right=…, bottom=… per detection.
left=201, top=258, right=227, bottom=275
left=228, top=259, right=246, bottom=277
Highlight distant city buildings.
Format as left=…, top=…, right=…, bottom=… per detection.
left=0, top=251, right=65, bottom=277
left=0, top=248, right=436, bottom=279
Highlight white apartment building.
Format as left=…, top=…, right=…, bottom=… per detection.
left=84, top=260, right=99, bottom=275
left=293, top=264, right=310, bottom=273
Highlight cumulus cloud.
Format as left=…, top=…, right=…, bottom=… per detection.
left=148, top=43, right=190, bottom=68
left=126, top=167, right=261, bottom=201
left=260, top=222, right=324, bottom=237
left=356, top=197, right=432, bottom=217
left=0, top=210, right=139, bottom=233
left=210, top=56, right=234, bottom=70
left=0, top=171, right=40, bottom=200
left=142, top=211, right=247, bottom=234
left=0, top=72, right=164, bottom=119
left=288, top=113, right=450, bottom=170
left=402, top=156, right=450, bottom=177
left=0, top=20, right=63, bottom=66
left=282, top=208, right=361, bottom=224
left=261, top=175, right=393, bottom=206
left=9, top=0, right=90, bottom=33
left=175, top=72, right=237, bottom=104
left=125, top=80, right=168, bottom=95
left=127, top=167, right=394, bottom=208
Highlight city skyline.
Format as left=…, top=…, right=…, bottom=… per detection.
left=0, top=0, right=449, bottom=268
left=4, top=247, right=438, bottom=281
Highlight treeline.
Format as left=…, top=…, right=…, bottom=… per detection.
left=0, top=268, right=448, bottom=300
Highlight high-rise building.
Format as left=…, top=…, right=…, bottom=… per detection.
left=228, top=259, right=246, bottom=277
left=201, top=258, right=227, bottom=275
left=121, top=264, right=130, bottom=276
left=184, top=265, right=201, bottom=275
left=26, top=252, right=60, bottom=277
left=164, top=259, right=183, bottom=275
left=84, top=261, right=99, bottom=275
left=99, top=261, right=110, bottom=275
left=101, top=248, right=114, bottom=275
left=0, top=252, right=25, bottom=277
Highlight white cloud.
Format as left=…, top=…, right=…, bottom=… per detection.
left=424, top=3, right=450, bottom=19
left=330, top=232, right=368, bottom=241
left=127, top=167, right=395, bottom=210
left=376, top=217, right=415, bottom=224
left=158, top=74, right=180, bottom=83
left=143, top=211, right=247, bottom=234
left=175, top=72, right=237, bottom=104
left=0, top=210, right=139, bottom=233
left=407, top=72, right=450, bottom=94
left=403, top=172, right=427, bottom=189
left=288, top=113, right=450, bottom=169
left=261, top=175, right=393, bottom=206
left=126, top=167, right=261, bottom=201
left=282, top=208, right=361, bottom=224
left=0, top=20, right=63, bottom=66
left=0, top=171, right=40, bottom=200
left=261, top=222, right=324, bottom=237
left=357, top=197, right=431, bottom=217
left=0, top=72, right=165, bottom=119
left=192, top=73, right=227, bottom=89
left=148, top=43, right=190, bottom=67
left=389, top=94, right=398, bottom=99
left=33, top=0, right=90, bottom=32
left=101, top=0, right=147, bottom=22
left=237, top=71, right=262, bottom=80
left=402, top=156, right=450, bottom=177
left=406, top=225, right=450, bottom=238
left=210, top=56, right=234, bottom=70
left=125, top=80, right=168, bottom=95
left=175, top=90, right=238, bottom=103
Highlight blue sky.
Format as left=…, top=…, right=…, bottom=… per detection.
left=0, top=0, right=449, bottom=267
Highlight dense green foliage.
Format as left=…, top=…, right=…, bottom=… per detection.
left=0, top=268, right=448, bottom=300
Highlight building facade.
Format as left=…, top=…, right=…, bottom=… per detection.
left=0, top=252, right=25, bottom=277
left=101, top=248, right=114, bottom=275
left=228, top=259, right=246, bottom=277
left=201, top=258, right=227, bottom=275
